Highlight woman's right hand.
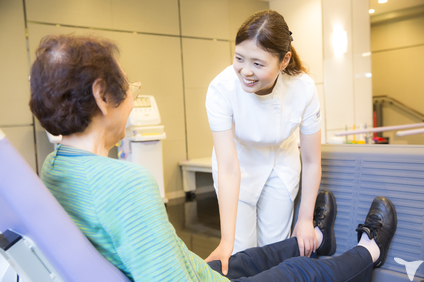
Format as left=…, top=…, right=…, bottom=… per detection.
left=207, top=130, right=240, bottom=276
left=205, top=240, right=233, bottom=276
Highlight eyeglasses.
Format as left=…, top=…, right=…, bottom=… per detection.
left=129, top=82, right=141, bottom=100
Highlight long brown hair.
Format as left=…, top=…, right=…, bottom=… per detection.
left=235, top=10, right=308, bottom=76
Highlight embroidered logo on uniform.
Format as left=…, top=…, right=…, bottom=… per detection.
left=314, top=110, right=321, bottom=121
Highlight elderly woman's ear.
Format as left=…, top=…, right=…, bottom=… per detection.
left=92, top=78, right=109, bottom=115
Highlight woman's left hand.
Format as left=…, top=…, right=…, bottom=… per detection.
left=291, top=218, right=317, bottom=257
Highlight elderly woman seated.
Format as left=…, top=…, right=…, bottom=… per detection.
left=29, top=34, right=396, bottom=282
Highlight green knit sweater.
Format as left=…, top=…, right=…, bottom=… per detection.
left=41, top=144, right=228, bottom=282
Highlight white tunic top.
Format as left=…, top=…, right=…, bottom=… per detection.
left=206, top=65, right=321, bottom=205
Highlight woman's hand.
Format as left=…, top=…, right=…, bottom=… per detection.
left=205, top=240, right=233, bottom=275
left=207, top=130, right=240, bottom=276
left=295, top=131, right=321, bottom=257
left=291, top=217, right=317, bottom=257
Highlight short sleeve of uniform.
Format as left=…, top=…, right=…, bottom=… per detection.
left=299, top=83, right=321, bottom=135
left=206, top=81, right=233, bottom=132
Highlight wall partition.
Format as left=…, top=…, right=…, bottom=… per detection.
left=0, top=0, right=268, bottom=198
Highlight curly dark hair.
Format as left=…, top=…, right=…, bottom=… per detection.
left=29, top=34, right=128, bottom=136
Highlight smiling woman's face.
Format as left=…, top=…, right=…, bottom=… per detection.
left=233, top=39, right=290, bottom=96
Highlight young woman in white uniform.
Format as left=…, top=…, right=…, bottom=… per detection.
left=205, top=10, right=322, bottom=275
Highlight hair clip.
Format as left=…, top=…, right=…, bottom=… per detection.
left=289, top=31, right=293, bottom=42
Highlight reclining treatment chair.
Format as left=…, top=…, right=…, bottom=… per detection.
left=0, top=129, right=130, bottom=281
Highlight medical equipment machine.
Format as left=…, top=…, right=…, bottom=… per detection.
left=117, top=95, right=167, bottom=202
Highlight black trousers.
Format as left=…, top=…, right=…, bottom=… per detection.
left=208, top=238, right=374, bottom=282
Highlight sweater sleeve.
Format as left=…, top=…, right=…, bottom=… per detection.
left=88, top=162, right=199, bottom=282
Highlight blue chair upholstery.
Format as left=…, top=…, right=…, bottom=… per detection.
left=0, top=130, right=130, bottom=281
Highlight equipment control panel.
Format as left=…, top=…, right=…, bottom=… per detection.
left=127, top=95, right=161, bottom=127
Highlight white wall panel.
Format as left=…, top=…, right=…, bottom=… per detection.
left=180, top=0, right=230, bottom=39
left=1, top=126, right=37, bottom=172
left=352, top=0, right=373, bottom=128
left=323, top=0, right=354, bottom=132
left=228, top=0, right=269, bottom=58
left=0, top=0, right=33, bottom=126
left=27, top=0, right=180, bottom=35
left=26, top=0, right=113, bottom=29
left=272, top=0, right=372, bottom=142
left=115, top=32, right=186, bottom=194
left=110, top=0, right=180, bottom=35
left=316, top=84, right=326, bottom=144
left=228, top=0, right=269, bottom=42
left=270, top=0, right=323, bottom=84
left=34, top=119, right=54, bottom=170
left=182, top=39, right=231, bottom=88
left=371, top=15, right=424, bottom=51
left=230, top=42, right=235, bottom=61
left=371, top=12, right=424, bottom=145
left=371, top=16, right=424, bottom=112
left=184, top=87, right=213, bottom=159
left=182, top=38, right=231, bottom=159
left=372, top=46, right=424, bottom=112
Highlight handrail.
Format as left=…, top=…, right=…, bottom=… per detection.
left=373, top=95, right=424, bottom=122
left=397, top=128, right=424, bottom=137
left=336, top=123, right=424, bottom=136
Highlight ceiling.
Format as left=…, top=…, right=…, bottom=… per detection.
left=369, top=0, right=424, bottom=15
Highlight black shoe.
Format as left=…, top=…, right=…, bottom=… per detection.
left=314, top=190, right=337, bottom=256
left=356, top=196, right=397, bottom=268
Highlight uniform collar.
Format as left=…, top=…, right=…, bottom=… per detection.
left=254, top=73, right=283, bottom=98
left=56, top=144, right=96, bottom=157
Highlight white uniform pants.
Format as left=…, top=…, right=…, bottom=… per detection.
left=232, top=169, right=295, bottom=254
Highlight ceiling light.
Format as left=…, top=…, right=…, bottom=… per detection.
left=378, top=0, right=388, bottom=3
left=369, top=9, right=375, bottom=14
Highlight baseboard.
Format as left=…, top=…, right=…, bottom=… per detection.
left=165, top=186, right=215, bottom=200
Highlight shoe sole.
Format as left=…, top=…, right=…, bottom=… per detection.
left=375, top=197, right=397, bottom=268
left=328, top=191, right=337, bottom=256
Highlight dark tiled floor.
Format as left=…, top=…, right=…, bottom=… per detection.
left=167, top=191, right=221, bottom=259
